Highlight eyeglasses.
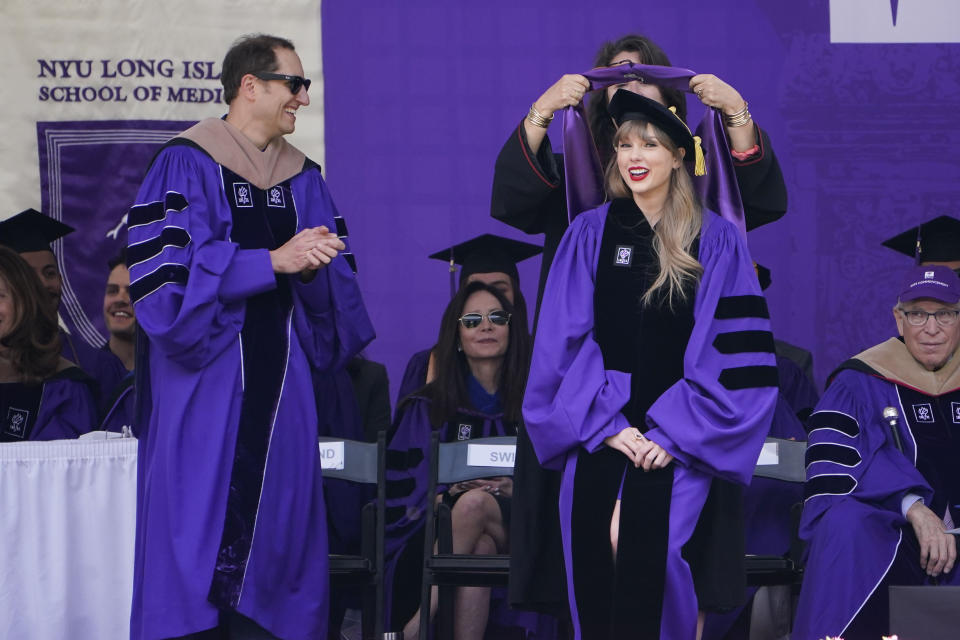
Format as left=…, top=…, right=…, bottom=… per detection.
left=253, top=72, right=312, bottom=95
left=899, top=307, right=960, bottom=327
left=458, top=310, right=511, bottom=329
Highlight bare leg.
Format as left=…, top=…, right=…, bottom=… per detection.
left=451, top=490, right=507, bottom=640
left=697, top=610, right=705, bottom=640
left=405, top=489, right=507, bottom=640
left=402, top=584, right=436, bottom=640
left=454, top=534, right=498, bottom=640
left=610, top=499, right=622, bottom=562
left=450, top=488, right=507, bottom=554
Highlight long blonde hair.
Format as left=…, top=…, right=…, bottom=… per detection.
left=604, top=119, right=703, bottom=308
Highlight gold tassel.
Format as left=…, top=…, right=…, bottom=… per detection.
left=669, top=106, right=706, bottom=176
left=693, top=136, right=706, bottom=176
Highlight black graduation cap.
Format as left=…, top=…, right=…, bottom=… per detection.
left=428, top=233, right=543, bottom=298
left=881, top=215, right=960, bottom=264
left=0, top=208, right=75, bottom=253
left=607, top=89, right=705, bottom=176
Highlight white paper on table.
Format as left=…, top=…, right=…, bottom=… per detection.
left=756, top=441, right=779, bottom=466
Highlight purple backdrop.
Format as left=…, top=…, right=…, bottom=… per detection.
left=33, top=2, right=958, bottom=405
left=321, top=0, right=960, bottom=398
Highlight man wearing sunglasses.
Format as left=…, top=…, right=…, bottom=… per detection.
left=127, top=34, right=374, bottom=640
left=794, top=264, right=960, bottom=640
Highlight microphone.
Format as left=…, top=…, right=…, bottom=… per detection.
left=883, top=406, right=904, bottom=453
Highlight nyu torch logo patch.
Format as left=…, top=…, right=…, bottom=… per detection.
left=912, top=403, right=935, bottom=424
left=267, top=186, right=286, bottom=208
left=4, top=408, right=30, bottom=439
left=614, top=245, right=634, bottom=267
left=457, top=423, right=473, bottom=440
left=233, top=182, right=253, bottom=208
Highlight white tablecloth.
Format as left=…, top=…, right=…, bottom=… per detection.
left=0, top=436, right=137, bottom=639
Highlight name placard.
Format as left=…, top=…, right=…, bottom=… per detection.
left=756, top=441, right=779, bottom=466
left=467, top=443, right=516, bottom=468
left=319, top=441, right=345, bottom=470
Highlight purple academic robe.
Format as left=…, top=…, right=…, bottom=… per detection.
left=702, top=354, right=817, bottom=640
left=793, top=356, right=960, bottom=640
left=395, top=347, right=431, bottom=411
left=522, top=204, right=777, bottom=640
left=99, top=371, right=134, bottom=434
left=127, top=122, right=374, bottom=640
left=0, top=367, right=97, bottom=442
left=60, top=329, right=128, bottom=410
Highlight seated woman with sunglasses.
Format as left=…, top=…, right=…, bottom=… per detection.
left=521, top=91, right=778, bottom=640
left=384, top=280, right=531, bottom=640
left=0, top=246, right=97, bottom=442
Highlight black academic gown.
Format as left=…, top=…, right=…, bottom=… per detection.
left=490, top=121, right=788, bottom=614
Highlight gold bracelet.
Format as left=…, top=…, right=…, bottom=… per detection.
left=724, top=101, right=752, bottom=127
left=527, top=103, right=554, bottom=128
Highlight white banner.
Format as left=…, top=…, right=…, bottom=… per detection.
left=830, top=0, right=960, bottom=43
left=0, top=0, right=325, bottom=212
left=0, top=0, right=324, bottom=348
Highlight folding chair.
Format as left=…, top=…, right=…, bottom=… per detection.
left=744, top=436, right=807, bottom=587
left=734, top=435, right=808, bottom=640
left=417, top=432, right=517, bottom=640
left=320, top=431, right=386, bottom=640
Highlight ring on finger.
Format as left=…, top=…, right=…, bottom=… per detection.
left=696, top=88, right=704, bottom=98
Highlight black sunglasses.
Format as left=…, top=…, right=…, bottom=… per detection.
left=253, top=72, right=312, bottom=95
left=458, top=310, right=511, bottom=329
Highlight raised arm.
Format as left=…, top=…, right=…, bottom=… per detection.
left=689, top=73, right=787, bottom=230
left=490, top=75, right=588, bottom=236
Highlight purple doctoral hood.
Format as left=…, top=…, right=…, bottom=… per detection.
left=561, top=62, right=746, bottom=237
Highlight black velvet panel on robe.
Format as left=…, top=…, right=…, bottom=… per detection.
left=894, top=386, right=960, bottom=526
left=208, top=166, right=297, bottom=609
left=0, top=381, right=44, bottom=441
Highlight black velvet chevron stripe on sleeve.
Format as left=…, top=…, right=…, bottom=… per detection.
left=334, top=216, right=349, bottom=237
left=714, top=295, right=770, bottom=320
left=718, top=365, right=779, bottom=390
left=129, top=191, right=188, bottom=228
left=130, top=264, right=189, bottom=303
left=385, top=448, right=424, bottom=471
left=805, top=442, right=862, bottom=468
left=128, top=227, right=192, bottom=266
left=804, top=474, right=857, bottom=500
left=385, top=506, right=407, bottom=525
left=386, top=477, right=417, bottom=500
left=806, top=410, right=860, bottom=438
left=712, top=330, right=776, bottom=354
left=343, top=253, right=358, bottom=274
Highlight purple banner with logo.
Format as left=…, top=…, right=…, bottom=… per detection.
left=37, top=120, right=194, bottom=346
